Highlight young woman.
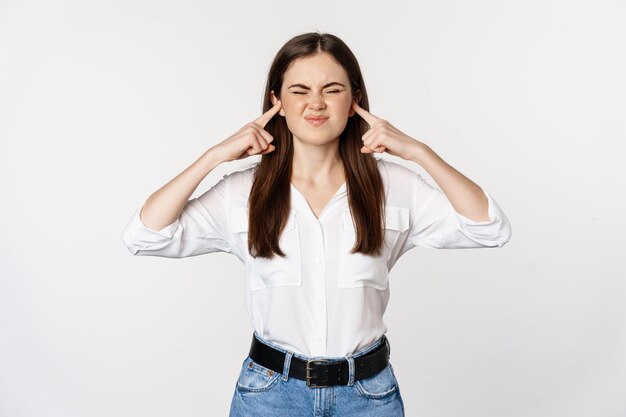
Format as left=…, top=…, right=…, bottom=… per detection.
left=122, top=32, right=511, bottom=417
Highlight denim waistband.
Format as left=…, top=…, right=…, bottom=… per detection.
left=252, top=331, right=389, bottom=362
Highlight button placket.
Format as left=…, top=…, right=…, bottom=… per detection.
left=314, top=222, right=327, bottom=353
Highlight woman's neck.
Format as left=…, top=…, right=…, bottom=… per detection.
left=291, top=138, right=344, bottom=184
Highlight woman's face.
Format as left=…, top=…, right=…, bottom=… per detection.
left=271, top=52, right=359, bottom=147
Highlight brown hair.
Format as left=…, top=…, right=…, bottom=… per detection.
left=248, top=31, right=386, bottom=258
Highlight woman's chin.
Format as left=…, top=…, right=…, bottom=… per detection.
left=291, top=133, right=342, bottom=147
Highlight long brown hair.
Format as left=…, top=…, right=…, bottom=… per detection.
left=248, top=32, right=386, bottom=259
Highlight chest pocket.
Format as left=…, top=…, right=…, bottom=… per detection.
left=230, top=207, right=302, bottom=291
left=337, top=206, right=410, bottom=291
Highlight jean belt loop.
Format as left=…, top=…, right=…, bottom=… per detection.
left=345, top=353, right=355, bottom=387
left=282, top=351, right=294, bottom=382
left=385, top=335, right=391, bottom=359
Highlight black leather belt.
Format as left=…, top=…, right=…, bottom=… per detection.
left=248, top=333, right=390, bottom=388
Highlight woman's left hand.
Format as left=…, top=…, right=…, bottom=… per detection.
left=352, top=101, right=426, bottom=160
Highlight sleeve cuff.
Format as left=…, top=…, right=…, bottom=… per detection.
left=451, top=188, right=512, bottom=247
left=121, top=206, right=180, bottom=253
left=135, top=206, right=180, bottom=237
left=453, top=188, right=498, bottom=225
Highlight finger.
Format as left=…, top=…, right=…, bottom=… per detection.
left=247, top=132, right=266, bottom=155
left=260, top=144, right=276, bottom=154
left=361, top=125, right=376, bottom=143
left=254, top=100, right=282, bottom=128
left=361, top=144, right=386, bottom=153
left=361, top=127, right=381, bottom=150
left=256, top=129, right=274, bottom=152
left=255, top=125, right=274, bottom=145
left=352, top=101, right=382, bottom=128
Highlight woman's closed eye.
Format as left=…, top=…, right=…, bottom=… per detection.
left=292, top=90, right=343, bottom=95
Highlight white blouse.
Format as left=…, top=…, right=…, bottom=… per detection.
left=121, top=158, right=512, bottom=358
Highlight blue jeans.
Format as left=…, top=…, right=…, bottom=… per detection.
left=229, top=332, right=405, bottom=416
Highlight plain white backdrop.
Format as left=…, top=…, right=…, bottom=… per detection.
left=1, top=0, right=625, bottom=416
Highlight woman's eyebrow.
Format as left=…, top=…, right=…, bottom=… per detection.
left=287, top=82, right=346, bottom=89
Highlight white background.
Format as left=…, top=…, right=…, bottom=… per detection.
left=1, top=0, right=625, bottom=416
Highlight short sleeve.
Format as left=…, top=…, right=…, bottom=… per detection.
left=121, top=174, right=235, bottom=258
left=404, top=173, right=512, bottom=250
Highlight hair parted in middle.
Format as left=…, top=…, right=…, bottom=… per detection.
left=247, top=31, right=386, bottom=259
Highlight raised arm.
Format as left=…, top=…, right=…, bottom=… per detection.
left=140, top=100, right=282, bottom=230
left=352, top=100, right=511, bottom=251
left=353, top=100, right=489, bottom=223
left=122, top=101, right=282, bottom=258
left=139, top=148, right=224, bottom=232
left=407, top=144, right=490, bottom=222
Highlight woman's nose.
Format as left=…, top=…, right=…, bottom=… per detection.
left=308, top=93, right=326, bottom=109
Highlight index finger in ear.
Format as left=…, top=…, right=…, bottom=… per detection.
left=351, top=101, right=381, bottom=128
left=254, top=100, right=282, bottom=128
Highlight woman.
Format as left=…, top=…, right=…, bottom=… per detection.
left=122, top=32, right=511, bottom=417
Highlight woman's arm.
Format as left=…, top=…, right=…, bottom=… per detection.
left=139, top=100, right=282, bottom=231
left=122, top=101, right=282, bottom=258
left=407, top=144, right=490, bottom=223
left=352, top=101, right=495, bottom=223
left=139, top=148, right=223, bottom=231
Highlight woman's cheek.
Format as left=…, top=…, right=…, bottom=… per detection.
left=338, top=98, right=353, bottom=115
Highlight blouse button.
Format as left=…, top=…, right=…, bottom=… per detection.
left=315, top=257, right=321, bottom=264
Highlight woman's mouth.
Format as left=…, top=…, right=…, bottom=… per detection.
left=304, top=116, right=329, bottom=126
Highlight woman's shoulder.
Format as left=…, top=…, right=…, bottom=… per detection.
left=219, top=161, right=259, bottom=184
left=205, top=161, right=259, bottom=208
left=375, top=157, right=428, bottom=208
left=375, top=157, right=420, bottom=182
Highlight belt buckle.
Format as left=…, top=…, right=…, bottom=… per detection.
left=306, top=359, right=329, bottom=388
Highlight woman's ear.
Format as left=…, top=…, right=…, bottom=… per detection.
left=348, top=90, right=362, bottom=117
left=270, top=90, right=285, bottom=116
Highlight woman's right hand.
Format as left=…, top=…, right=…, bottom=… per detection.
left=211, top=100, right=282, bottom=162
